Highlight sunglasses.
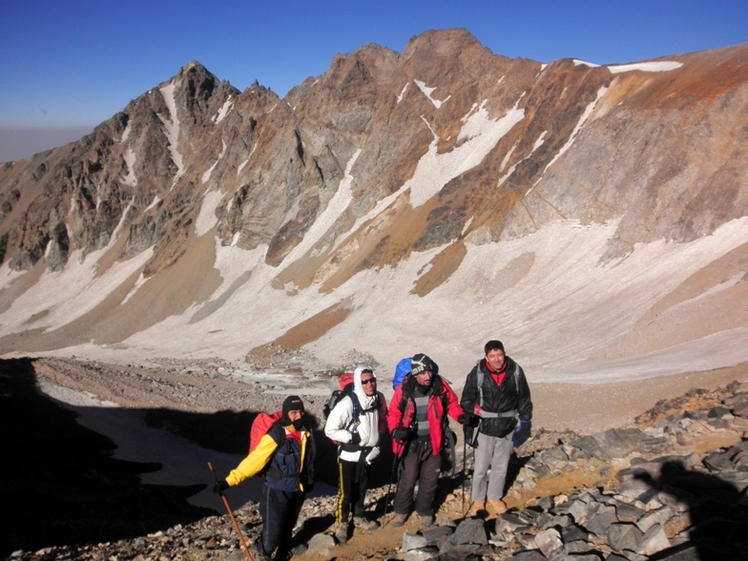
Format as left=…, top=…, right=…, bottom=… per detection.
left=361, top=378, right=377, bottom=386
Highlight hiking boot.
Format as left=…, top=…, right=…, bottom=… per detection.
left=353, top=516, right=380, bottom=532
left=334, top=522, right=349, bottom=544
left=468, top=501, right=486, bottom=517
left=488, top=499, right=507, bottom=515
left=419, top=514, right=434, bottom=528
left=391, top=512, right=408, bottom=527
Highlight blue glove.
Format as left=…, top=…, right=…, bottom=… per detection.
left=513, top=420, right=532, bottom=447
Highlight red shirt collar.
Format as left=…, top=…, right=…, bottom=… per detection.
left=485, top=360, right=507, bottom=375
left=485, top=359, right=507, bottom=385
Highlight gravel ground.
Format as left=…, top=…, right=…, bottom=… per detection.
left=5, top=354, right=748, bottom=558
left=33, top=354, right=748, bottom=435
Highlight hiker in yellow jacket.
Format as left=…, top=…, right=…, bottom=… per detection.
left=215, top=395, right=315, bottom=561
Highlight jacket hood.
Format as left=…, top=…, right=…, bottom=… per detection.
left=353, top=365, right=377, bottom=409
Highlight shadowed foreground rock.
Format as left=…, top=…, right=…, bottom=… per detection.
left=9, top=379, right=748, bottom=560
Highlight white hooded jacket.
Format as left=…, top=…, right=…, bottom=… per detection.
left=324, top=366, right=385, bottom=464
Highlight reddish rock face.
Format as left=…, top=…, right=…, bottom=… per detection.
left=0, top=31, right=746, bottom=369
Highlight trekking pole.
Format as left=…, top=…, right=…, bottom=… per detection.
left=383, top=453, right=400, bottom=521
left=461, top=434, right=467, bottom=517
left=208, top=462, right=254, bottom=561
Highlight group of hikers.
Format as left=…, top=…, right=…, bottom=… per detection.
left=213, top=340, right=534, bottom=561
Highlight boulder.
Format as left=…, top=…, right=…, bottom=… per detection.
left=606, top=522, right=643, bottom=552
left=438, top=518, right=487, bottom=554
left=637, top=523, right=671, bottom=556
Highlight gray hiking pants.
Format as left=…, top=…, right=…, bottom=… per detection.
left=471, top=431, right=513, bottom=502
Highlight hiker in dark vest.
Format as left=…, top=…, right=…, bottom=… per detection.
left=460, top=340, right=533, bottom=516
left=324, top=366, right=388, bottom=543
left=214, top=395, right=315, bottom=561
left=388, top=353, right=468, bottom=528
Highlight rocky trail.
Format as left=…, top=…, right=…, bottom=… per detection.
left=4, top=356, right=748, bottom=560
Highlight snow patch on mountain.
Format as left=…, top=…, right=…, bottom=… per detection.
left=609, top=61, right=683, bottom=74
left=529, top=85, right=609, bottom=192
left=414, top=80, right=450, bottom=108
left=195, top=190, right=224, bottom=236
left=574, top=59, right=601, bottom=68
left=0, top=246, right=153, bottom=334
left=202, top=141, right=226, bottom=184
left=406, top=98, right=525, bottom=207
left=123, top=147, right=137, bottom=187
left=213, top=96, right=233, bottom=123
left=158, top=82, right=185, bottom=185
left=285, top=149, right=361, bottom=263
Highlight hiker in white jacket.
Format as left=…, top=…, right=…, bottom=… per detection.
left=324, top=365, right=388, bottom=543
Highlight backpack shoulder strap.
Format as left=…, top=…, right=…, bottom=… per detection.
left=476, top=361, right=519, bottom=419
left=269, top=419, right=286, bottom=443
left=397, top=375, right=414, bottom=413
left=476, top=360, right=485, bottom=408
left=349, top=390, right=361, bottom=424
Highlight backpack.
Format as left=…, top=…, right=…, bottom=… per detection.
left=324, top=372, right=384, bottom=449
left=323, top=372, right=355, bottom=419
left=473, top=360, right=520, bottom=417
left=392, top=357, right=440, bottom=390
left=464, top=360, right=521, bottom=447
left=392, top=358, right=457, bottom=476
left=248, top=410, right=283, bottom=454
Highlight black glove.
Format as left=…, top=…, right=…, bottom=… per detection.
left=458, top=413, right=478, bottom=426
left=350, top=432, right=362, bottom=445
left=513, top=420, right=532, bottom=447
left=213, top=479, right=229, bottom=494
left=391, top=427, right=410, bottom=441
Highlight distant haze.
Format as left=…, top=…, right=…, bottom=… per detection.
left=0, top=127, right=94, bottom=163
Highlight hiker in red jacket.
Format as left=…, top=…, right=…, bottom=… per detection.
left=214, top=395, right=315, bottom=561
left=387, top=353, right=468, bottom=528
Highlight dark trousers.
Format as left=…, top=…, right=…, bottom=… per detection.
left=258, top=484, right=304, bottom=558
left=335, top=457, right=369, bottom=524
left=393, top=440, right=441, bottom=517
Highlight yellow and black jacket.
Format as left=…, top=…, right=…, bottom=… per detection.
left=226, top=421, right=315, bottom=493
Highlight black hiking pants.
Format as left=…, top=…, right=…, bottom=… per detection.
left=258, top=484, right=304, bottom=558
left=393, top=439, right=441, bottom=517
left=336, top=457, right=369, bottom=524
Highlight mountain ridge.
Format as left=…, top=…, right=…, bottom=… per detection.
left=0, top=30, right=746, bottom=384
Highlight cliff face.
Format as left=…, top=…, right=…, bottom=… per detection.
left=0, top=29, right=746, bottom=380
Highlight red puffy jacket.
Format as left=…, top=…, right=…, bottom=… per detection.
left=387, top=374, right=463, bottom=457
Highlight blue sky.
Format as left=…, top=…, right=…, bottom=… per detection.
left=1, top=0, right=746, bottom=162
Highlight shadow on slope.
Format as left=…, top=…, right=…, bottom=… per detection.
left=0, top=358, right=387, bottom=556
left=636, top=460, right=748, bottom=560
left=0, top=358, right=217, bottom=556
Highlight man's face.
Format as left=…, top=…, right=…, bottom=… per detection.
left=414, top=370, right=433, bottom=387
left=486, top=348, right=506, bottom=371
left=360, top=371, right=377, bottom=396
left=288, top=410, right=304, bottom=423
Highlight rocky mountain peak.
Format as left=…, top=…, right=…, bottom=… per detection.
left=0, top=31, right=746, bottom=384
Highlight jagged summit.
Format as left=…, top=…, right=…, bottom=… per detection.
left=0, top=30, right=745, bottom=385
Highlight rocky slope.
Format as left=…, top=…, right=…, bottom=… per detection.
left=0, top=30, right=746, bottom=382
left=6, top=356, right=748, bottom=560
